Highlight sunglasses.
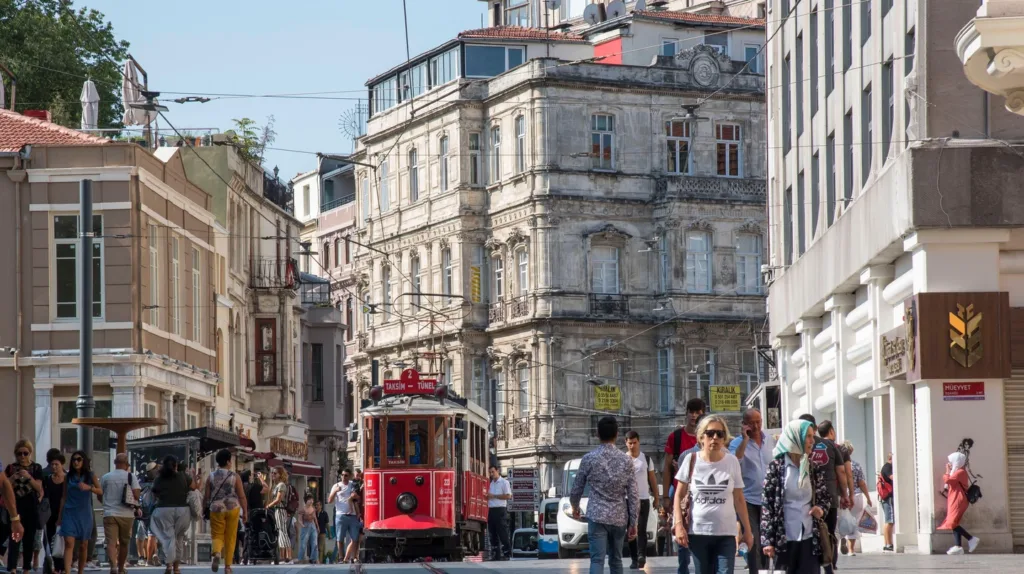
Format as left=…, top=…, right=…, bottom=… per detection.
left=71, top=457, right=83, bottom=463
left=16, top=451, right=30, bottom=457
left=703, top=429, right=727, bottom=439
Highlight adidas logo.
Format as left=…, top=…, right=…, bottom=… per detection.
left=694, top=473, right=730, bottom=495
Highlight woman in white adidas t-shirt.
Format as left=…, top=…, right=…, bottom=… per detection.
left=673, top=415, right=753, bottom=574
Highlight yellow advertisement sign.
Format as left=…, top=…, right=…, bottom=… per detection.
left=709, top=385, right=742, bottom=412
left=595, top=386, right=622, bottom=411
left=470, top=266, right=481, bottom=303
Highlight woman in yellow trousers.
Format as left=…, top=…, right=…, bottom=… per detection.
left=205, top=449, right=248, bottom=574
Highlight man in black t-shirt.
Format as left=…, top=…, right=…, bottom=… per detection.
left=811, top=420, right=849, bottom=574
left=244, top=470, right=270, bottom=512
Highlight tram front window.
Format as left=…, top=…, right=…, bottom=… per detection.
left=434, top=417, right=447, bottom=467
left=386, top=420, right=406, bottom=465
left=409, top=419, right=429, bottom=465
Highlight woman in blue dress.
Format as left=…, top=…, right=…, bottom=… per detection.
left=57, top=451, right=102, bottom=574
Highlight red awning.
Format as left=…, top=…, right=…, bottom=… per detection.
left=287, top=461, right=322, bottom=477
left=239, top=436, right=256, bottom=450
left=260, top=455, right=321, bottom=477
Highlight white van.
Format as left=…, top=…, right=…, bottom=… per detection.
left=555, top=458, right=657, bottom=559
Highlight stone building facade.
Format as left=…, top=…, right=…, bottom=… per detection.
left=347, top=12, right=767, bottom=493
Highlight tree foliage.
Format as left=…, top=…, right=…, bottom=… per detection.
left=229, top=116, right=277, bottom=166
left=0, top=0, right=129, bottom=129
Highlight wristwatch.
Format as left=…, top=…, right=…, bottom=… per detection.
left=10, top=514, right=20, bottom=523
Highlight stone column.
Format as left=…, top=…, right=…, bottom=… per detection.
left=34, top=384, right=53, bottom=456
left=796, top=319, right=822, bottom=421
left=162, top=392, right=174, bottom=433
left=826, top=295, right=860, bottom=450
left=775, top=336, right=800, bottom=421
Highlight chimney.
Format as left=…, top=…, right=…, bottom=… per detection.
left=22, top=110, right=52, bottom=122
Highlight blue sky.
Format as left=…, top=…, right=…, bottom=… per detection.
left=86, top=0, right=488, bottom=182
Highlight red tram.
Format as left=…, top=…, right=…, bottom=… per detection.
left=359, top=369, right=490, bottom=562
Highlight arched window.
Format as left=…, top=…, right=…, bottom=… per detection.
left=408, top=148, right=419, bottom=202
left=489, top=125, right=501, bottom=183
left=334, top=238, right=341, bottom=268
left=517, top=363, right=529, bottom=417
left=323, top=242, right=331, bottom=270
left=410, top=255, right=422, bottom=309
left=517, top=249, right=528, bottom=296
left=345, top=297, right=354, bottom=340
left=362, top=291, right=373, bottom=328
left=439, top=136, right=449, bottom=192
left=380, top=159, right=391, bottom=212
left=514, top=115, right=526, bottom=174
left=685, top=230, right=712, bottom=293
left=736, top=233, right=762, bottom=295
left=382, top=265, right=393, bottom=320
left=493, top=255, right=504, bottom=302
left=441, top=248, right=453, bottom=303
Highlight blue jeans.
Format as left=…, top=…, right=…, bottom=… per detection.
left=297, top=524, right=318, bottom=562
left=587, top=520, right=627, bottom=574
left=335, top=514, right=361, bottom=546
left=688, top=535, right=736, bottom=574
left=676, top=541, right=691, bottom=574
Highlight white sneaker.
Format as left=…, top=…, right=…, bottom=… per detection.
left=968, top=537, right=981, bottom=553
left=947, top=546, right=965, bottom=555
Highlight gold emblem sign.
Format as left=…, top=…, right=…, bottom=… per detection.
left=949, top=303, right=983, bottom=368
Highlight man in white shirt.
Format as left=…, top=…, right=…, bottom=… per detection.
left=728, top=408, right=775, bottom=574
left=625, top=430, right=658, bottom=570
left=100, top=453, right=141, bottom=574
left=327, top=470, right=359, bottom=564
left=486, top=465, right=512, bottom=561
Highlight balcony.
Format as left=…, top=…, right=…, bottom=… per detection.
left=299, top=273, right=332, bottom=306
left=508, top=296, right=530, bottom=319
left=589, top=293, right=629, bottom=316
left=489, top=301, right=504, bottom=323
left=321, top=193, right=355, bottom=213
left=661, top=175, right=766, bottom=202
left=956, top=0, right=1024, bottom=116
left=250, top=257, right=299, bottom=290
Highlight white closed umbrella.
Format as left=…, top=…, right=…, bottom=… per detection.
left=0, top=78, right=5, bottom=110
left=121, top=61, right=142, bottom=126
left=80, top=79, right=99, bottom=130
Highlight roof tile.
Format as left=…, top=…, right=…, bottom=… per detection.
left=634, top=10, right=766, bottom=27
left=0, top=109, right=108, bottom=153
left=458, top=25, right=586, bottom=43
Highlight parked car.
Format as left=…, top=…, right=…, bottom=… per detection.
left=556, top=458, right=657, bottom=559
left=512, top=528, right=539, bottom=559
left=537, top=497, right=560, bottom=559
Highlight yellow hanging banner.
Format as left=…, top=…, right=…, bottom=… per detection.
left=595, top=386, right=622, bottom=411
left=470, top=266, right=481, bottom=303
left=709, top=385, right=742, bottom=412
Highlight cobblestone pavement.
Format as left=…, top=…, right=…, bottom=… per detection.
left=123, top=553, right=1024, bottom=573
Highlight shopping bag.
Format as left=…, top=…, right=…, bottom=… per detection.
left=759, top=558, right=786, bottom=574
left=857, top=509, right=878, bottom=534
left=837, top=508, right=858, bottom=538
left=51, top=527, right=64, bottom=559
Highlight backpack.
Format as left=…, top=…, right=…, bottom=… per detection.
left=285, top=484, right=300, bottom=514
left=877, top=473, right=893, bottom=501
left=140, top=482, right=156, bottom=519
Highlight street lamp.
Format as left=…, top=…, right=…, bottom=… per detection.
left=670, top=104, right=710, bottom=124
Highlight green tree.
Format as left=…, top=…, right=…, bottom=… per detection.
left=229, top=116, right=277, bottom=166
left=0, top=0, right=129, bottom=129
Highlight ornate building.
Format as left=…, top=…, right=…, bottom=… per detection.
left=348, top=10, right=767, bottom=492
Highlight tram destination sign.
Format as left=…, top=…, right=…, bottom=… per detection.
left=508, top=467, right=540, bottom=513
left=383, top=368, right=438, bottom=395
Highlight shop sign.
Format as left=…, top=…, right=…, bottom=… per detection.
left=508, top=468, right=539, bottom=513
left=904, top=292, right=1010, bottom=382
left=594, top=386, right=622, bottom=411
left=383, top=368, right=438, bottom=395
left=880, top=325, right=910, bottom=380
left=270, top=437, right=308, bottom=459
left=943, top=382, right=985, bottom=401
left=709, top=385, right=741, bottom=412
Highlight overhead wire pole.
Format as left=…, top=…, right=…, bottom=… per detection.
left=77, top=179, right=95, bottom=456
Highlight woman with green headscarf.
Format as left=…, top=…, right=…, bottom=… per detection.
left=759, top=419, right=831, bottom=574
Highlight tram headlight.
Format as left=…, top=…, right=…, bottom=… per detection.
left=397, top=492, right=418, bottom=514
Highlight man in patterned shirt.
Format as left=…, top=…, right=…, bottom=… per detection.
left=570, top=416, right=639, bottom=574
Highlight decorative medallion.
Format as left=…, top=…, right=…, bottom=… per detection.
left=690, top=53, right=721, bottom=88
left=949, top=303, right=982, bottom=368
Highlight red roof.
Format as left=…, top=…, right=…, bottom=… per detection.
left=0, top=109, right=108, bottom=153
left=634, top=10, right=765, bottom=27
left=459, top=25, right=586, bottom=43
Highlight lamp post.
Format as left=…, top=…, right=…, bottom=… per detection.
left=77, top=179, right=95, bottom=456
